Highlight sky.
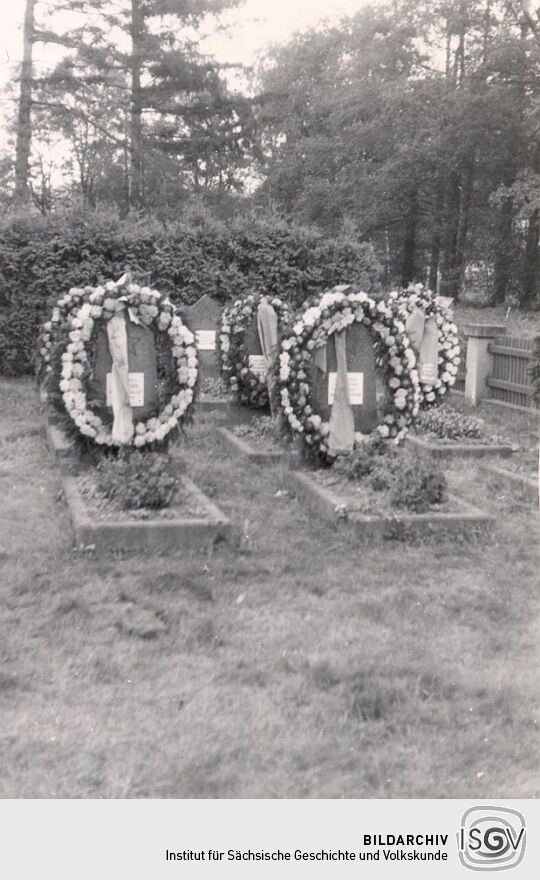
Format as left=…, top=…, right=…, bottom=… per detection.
left=0, top=0, right=373, bottom=145
left=0, top=0, right=372, bottom=87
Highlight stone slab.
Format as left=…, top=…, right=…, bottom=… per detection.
left=405, top=433, right=514, bottom=459
left=61, top=474, right=232, bottom=552
left=309, top=324, right=378, bottom=434
left=180, top=294, right=221, bottom=378
left=91, top=319, right=159, bottom=420
left=288, top=470, right=495, bottom=539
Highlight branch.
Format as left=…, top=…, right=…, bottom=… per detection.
left=31, top=100, right=127, bottom=147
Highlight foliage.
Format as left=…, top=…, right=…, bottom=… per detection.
left=0, top=207, right=381, bottom=376
left=338, top=440, right=447, bottom=513
left=94, top=451, right=179, bottom=510
left=257, top=0, right=540, bottom=305
left=416, top=405, right=485, bottom=440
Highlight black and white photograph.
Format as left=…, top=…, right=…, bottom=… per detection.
left=0, top=0, right=538, bottom=867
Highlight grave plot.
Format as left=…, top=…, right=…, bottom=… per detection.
left=216, top=417, right=300, bottom=465
left=405, top=404, right=516, bottom=459
left=40, top=275, right=231, bottom=551
left=479, top=461, right=538, bottom=504
left=218, top=292, right=292, bottom=418
left=179, top=295, right=232, bottom=417
left=275, top=286, right=493, bottom=536
left=387, top=282, right=461, bottom=406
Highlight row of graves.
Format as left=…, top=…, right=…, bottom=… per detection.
left=37, top=275, right=523, bottom=551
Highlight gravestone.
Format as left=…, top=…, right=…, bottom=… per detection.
left=179, top=294, right=221, bottom=380
left=309, top=323, right=378, bottom=435
left=91, top=318, right=159, bottom=420
left=243, top=315, right=268, bottom=380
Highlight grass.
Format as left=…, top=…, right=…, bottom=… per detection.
left=0, top=377, right=538, bottom=798
left=454, top=303, right=540, bottom=337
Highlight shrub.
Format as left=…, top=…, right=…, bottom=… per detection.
left=387, top=456, right=447, bottom=513
left=337, top=440, right=447, bottom=512
left=0, top=206, right=382, bottom=375
left=94, top=452, right=179, bottom=510
left=416, top=405, right=485, bottom=440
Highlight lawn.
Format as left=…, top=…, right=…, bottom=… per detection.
left=0, top=378, right=538, bottom=798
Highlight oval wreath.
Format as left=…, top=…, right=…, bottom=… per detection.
left=276, top=285, right=421, bottom=461
left=37, top=284, right=94, bottom=390
left=57, top=277, right=198, bottom=447
left=218, top=292, right=293, bottom=408
left=387, top=283, right=460, bottom=405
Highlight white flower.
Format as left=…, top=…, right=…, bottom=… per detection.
left=134, top=435, right=146, bottom=447
left=293, top=322, right=304, bottom=336
left=378, top=424, right=390, bottom=438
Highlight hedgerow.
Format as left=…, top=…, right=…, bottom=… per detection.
left=0, top=207, right=382, bottom=375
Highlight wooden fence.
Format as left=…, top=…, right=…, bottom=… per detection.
left=487, top=335, right=535, bottom=409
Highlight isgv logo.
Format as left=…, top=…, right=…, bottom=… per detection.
left=458, top=806, right=526, bottom=871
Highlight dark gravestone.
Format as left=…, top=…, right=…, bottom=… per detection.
left=91, top=319, right=159, bottom=420
left=179, top=294, right=221, bottom=379
left=309, top=323, right=378, bottom=434
left=243, top=315, right=267, bottom=379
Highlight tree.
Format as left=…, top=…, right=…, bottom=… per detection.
left=32, top=0, right=254, bottom=211
left=14, top=0, right=37, bottom=205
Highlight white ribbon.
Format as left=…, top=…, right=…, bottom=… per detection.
left=107, top=312, right=134, bottom=444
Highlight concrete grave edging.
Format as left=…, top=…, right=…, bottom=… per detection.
left=61, top=473, right=232, bottom=552
left=288, top=470, right=495, bottom=539
left=479, top=462, right=539, bottom=503
left=405, top=433, right=514, bottom=459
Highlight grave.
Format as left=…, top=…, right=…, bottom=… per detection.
left=309, top=323, right=378, bottom=435
left=90, top=317, right=159, bottom=420
left=179, top=294, right=221, bottom=380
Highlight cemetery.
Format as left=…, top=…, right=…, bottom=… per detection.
left=0, top=254, right=537, bottom=800
left=0, top=0, right=538, bottom=808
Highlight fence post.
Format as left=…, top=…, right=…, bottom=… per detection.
left=463, top=323, right=505, bottom=406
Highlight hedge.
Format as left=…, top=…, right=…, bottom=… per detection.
left=0, top=207, right=382, bottom=375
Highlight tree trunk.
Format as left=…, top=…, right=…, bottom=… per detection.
left=129, top=0, right=144, bottom=210
left=492, top=194, right=514, bottom=304
left=440, top=172, right=461, bottom=298
left=14, top=0, right=36, bottom=207
left=523, top=207, right=539, bottom=306
left=401, top=190, right=419, bottom=286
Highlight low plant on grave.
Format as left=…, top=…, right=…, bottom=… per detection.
left=233, top=415, right=283, bottom=445
left=94, top=451, right=179, bottom=510
left=415, top=405, right=486, bottom=441
left=336, top=442, right=447, bottom=513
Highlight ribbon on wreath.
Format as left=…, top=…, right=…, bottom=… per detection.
left=405, top=308, right=438, bottom=384
left=257, top=299, right=279, bottom=415
left=313, top=333, right=356, bottom=455
left=105, top=272, right=136, bottom=444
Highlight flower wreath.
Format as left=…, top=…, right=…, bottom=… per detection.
left=276, top=285, right=421, bottom=461
left=387, top=283, right=460, bottom=405
left=58, top=277, right=198, bottom=447
left=218, top=292, right=293, bottom=408
left=37, top=285, right=93, bottom=389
